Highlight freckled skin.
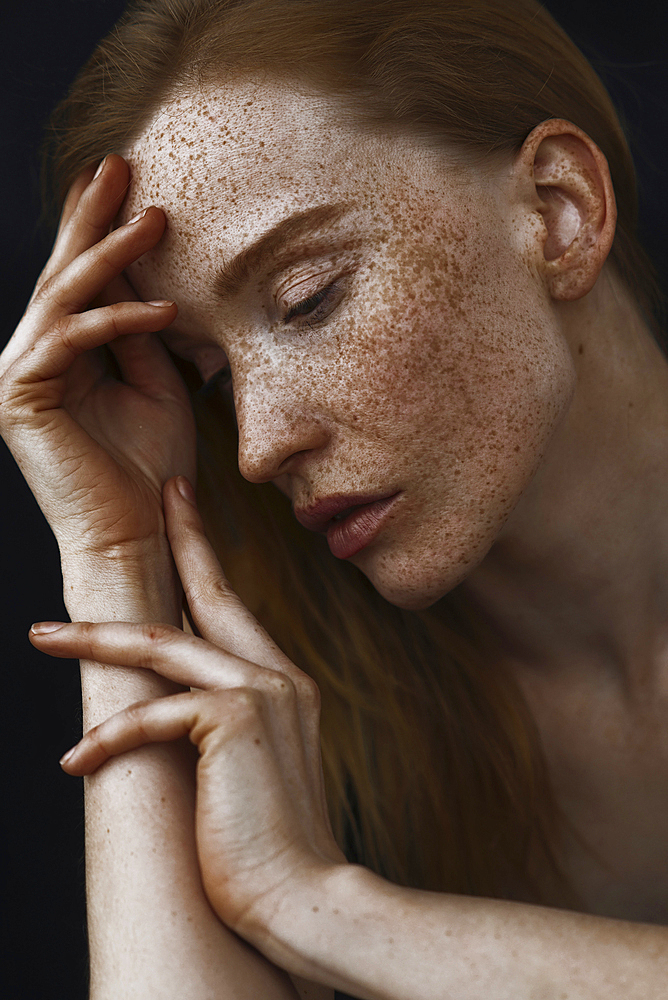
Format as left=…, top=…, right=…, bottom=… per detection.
left=120, top=78, right=575, bottom=610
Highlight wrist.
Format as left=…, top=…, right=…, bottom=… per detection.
left=257, top=862, right=372, bottom=987
left=59, top=537, right=186, bottom=724
left=60, top=534, right=182, bottom=624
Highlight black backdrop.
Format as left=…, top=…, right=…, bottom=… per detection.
left=1, top=3, right=666, bottom=997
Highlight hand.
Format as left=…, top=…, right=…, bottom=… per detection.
left=29, top=477, right=348, bottom=947
left=0, top=155, right=196, bottom=558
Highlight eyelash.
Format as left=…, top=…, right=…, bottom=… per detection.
left=199, top=281, right=341, bottom=395
left=282, top=282, right=339, bottom=326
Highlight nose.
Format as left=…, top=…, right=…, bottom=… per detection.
left=235, top=383, right=330, bottom=484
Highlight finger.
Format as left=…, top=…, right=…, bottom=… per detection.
left=54, top=164, right=98, bottom=241
left=34, top=206, right=166, bottom=324
left=24, top=164, right=99, bottom=314
left=29, top=620, right=272, bottom=691
left=164, top=486, right=323, bottom=776
left=109, top=331, right=191, bottom=402
left=45, top=154, right=131, bottom=280
left=164, top=477, right=294, bottom=674
left=58, top=687, right=273, bottom=783
left=59, top=690, right=203, bottom=775
left=9, top=300, right=177, bottom=385
left=3, top=208, right=168, bottom=375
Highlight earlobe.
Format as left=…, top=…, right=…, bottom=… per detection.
left=516, top=119, right=617, bottom=300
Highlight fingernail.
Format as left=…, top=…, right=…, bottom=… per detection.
left=31, top=621, right=66, bottom=634
left=146, top=299, right=175, bottom=307
left=59, top=746, right=77, bottom=766
left=176, top=477, right=196, bottom=505
left=93, top=156, right=107, bottom=181
left=127, top=207, right=149, bottom=225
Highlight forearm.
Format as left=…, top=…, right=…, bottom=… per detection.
left=63, top=546, right=299, bottom=1000
left=63, top=540, right=185, bottom=725
left=263, top=864, right=668, bottom=1000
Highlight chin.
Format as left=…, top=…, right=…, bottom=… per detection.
left=357, top=554, right=475, bottom=612
left=356, top=521, right=501, bottom=611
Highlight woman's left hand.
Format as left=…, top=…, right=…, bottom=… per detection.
left=29, top=476, right=348, bottom=947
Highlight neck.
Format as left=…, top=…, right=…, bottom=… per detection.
left=460, top=269, right=668, bottom=702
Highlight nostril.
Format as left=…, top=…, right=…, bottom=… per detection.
left=276, top=448, right=311, bottom=476
left=237, top=426, right=329, bottom=484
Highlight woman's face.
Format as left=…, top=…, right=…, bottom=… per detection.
left=121, top=78, right=576, bottom=610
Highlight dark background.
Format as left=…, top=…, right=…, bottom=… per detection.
left=1, top=2, right=666, bottom=997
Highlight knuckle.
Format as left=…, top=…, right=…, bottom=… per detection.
left=49, top=312, right=90, bottom=361
left=103, top=302, right=125, bottom=338
left=78, top=620, right=97, bottom=641
left=259, top=671, right=295, bottom=700
left=31, top=273, right=56, bottom=305
left=96, top=247, right=121, bottom=277
left=188, top=570, right=237, bottom=609
left=194, top=688, right=265, bottom=749
left=78, top=621, right=102, bottom=659
left=86, top=724, right=106, bottom=754
left=227, top=686, right=263, bottom=716
left=294, top=672, right=321, bottom=710
left=32, top=261, right=54, bottom=294
left=142, top=622, right=178, bottom=645
left=124, top=702, right=152, bottom=741
left=139, top=623, right=179, bottom=666
left=50, top=312, right=76, bottom=345
left=34, top=275, right=74, bottom=315
left=87, top=710, right=134, bottom=756
left=0, top=371, right=19, bottom=414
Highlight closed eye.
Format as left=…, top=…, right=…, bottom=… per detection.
left=282, top=282, right=341, bottom=326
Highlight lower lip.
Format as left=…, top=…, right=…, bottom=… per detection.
left=326, top=493, right=401, bottom=559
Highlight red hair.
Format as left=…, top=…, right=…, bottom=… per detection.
left=42, top=0, right=660, bottom=903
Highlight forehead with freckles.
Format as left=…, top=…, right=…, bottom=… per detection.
left=119, top=78, right=495, bottom=319
left=121, top=76, right=470, bottom=217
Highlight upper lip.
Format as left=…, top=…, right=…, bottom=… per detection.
left=294, top=492, right=399, bottom=533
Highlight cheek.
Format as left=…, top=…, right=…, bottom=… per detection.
left=331, top=241, right=572, bottom=462
left=331, top=243, right=575, bottom=606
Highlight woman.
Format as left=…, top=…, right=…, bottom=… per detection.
left=2, top=0, right=667, bottom=996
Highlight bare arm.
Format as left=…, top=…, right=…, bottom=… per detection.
left=262, top=863, right=668, bottom=1000
left=66, top=548, right=301, bottom=1000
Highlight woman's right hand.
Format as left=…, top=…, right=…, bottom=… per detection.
left=0, top=154, right=196, bottom=561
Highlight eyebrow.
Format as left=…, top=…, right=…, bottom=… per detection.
left=212, top=202, right=354, bottom=299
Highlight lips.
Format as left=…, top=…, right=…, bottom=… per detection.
left=295, top=491, right=401, bottom=559
left=295, top=492, right=396, bottom=533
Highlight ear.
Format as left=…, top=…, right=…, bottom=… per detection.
left=513, top=119, right=617, bottom=300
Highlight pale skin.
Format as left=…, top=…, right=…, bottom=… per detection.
left=3, top=76, right=668, bottom=997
